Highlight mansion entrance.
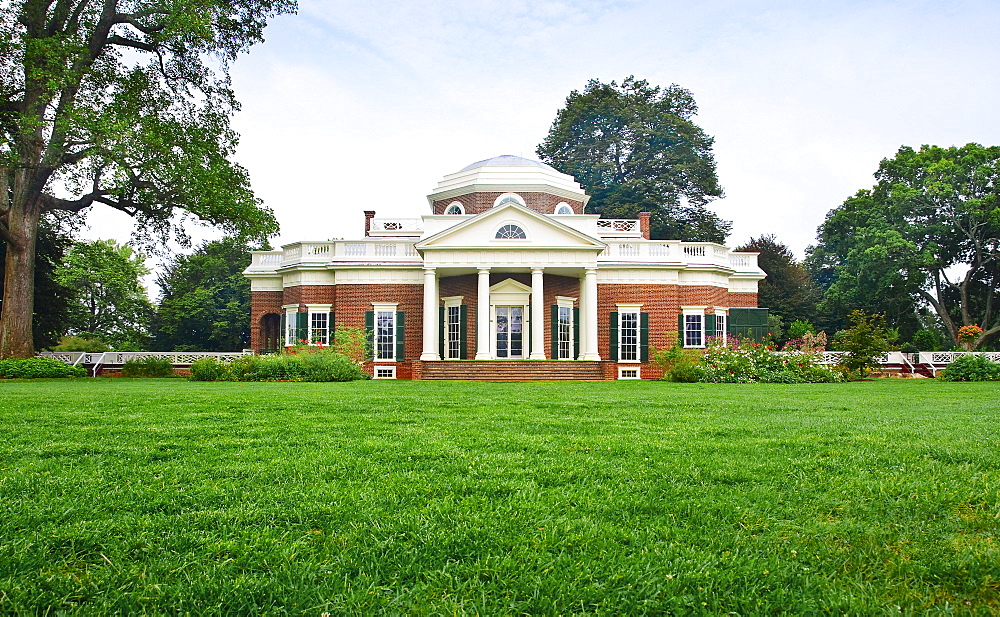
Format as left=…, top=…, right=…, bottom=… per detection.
left=495, top=305, right=524, bottom=359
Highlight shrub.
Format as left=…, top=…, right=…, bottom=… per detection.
left=121, top=356, right=176, bottom=378
left=785, top=320, right=815, bottom=340
left=49, top=335, right=110, bottom=352
left=699, top=338, right=843, bottom=384
left=911, top=329, right=940, bottom=352
left=189, top=357, right=226, bottom=381
left=832, top=311, right=891, bottom=378
left=651, top=341, right=703, bottom=383
left=0, top=357, right=87, bottom=379
left=940, top=355, right=1000, bottom=381
left=225, top=354, right=261, bottom=381
left=301, top=351, right=368, bottom=382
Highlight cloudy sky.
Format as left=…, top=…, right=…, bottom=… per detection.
left=87, top=0, right=1000, bottom=262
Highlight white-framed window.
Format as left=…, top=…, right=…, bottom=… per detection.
left=714, top=308, right=728, bottom=342
left=373, top=307, right=397, bottom=361
left=445, top=201, right=465, bottom=215
left=618, top=304, right=641, bottom=362
left=554, top=202, right=574, bottom=215
left=495, top=224, right=527, bottom=239
left=373, top=365, right=396, bottom=379
left=493, top=192, right=525, bottom=208
left=618, top=366, right=641, bottom=380
left=556, top=296, right=576, bottom=360
left=442, top=296, right=464, bottom=360
left=305, top=304, right=332, bottom=345
left=682, top=306, right=707, bottom=348
left=282, top=304, right=299, bottom=347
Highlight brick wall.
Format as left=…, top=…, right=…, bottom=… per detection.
left=433, top=192, right=585, bottom=215
left=727, top=292, right=759, bottom=307
left=250, top=291, right=283, bottom=350
left=335, top=284, right=424, bottom=362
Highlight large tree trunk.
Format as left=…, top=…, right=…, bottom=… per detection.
left=0, top=204, right=41, bottom=359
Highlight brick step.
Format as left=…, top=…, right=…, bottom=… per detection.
left=420, top=361, right=606, bottom=381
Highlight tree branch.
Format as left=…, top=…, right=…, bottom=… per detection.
left=106, top=34, right=157, bottom=53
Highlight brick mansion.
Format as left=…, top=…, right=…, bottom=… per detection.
left=243, top=155, right=767, bottom=379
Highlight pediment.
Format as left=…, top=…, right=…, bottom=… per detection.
left=415, top=202, right=605, bottom=251
left=490, top=278, right=532, bottom=294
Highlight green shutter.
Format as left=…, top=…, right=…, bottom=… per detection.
left=610, top=311, right=619, bottom=362
left=705, top=314, right=717, bottom=339
left=439, top=306, right=445, bottom=358
left=551, top=305, right=559, bottom=359
left=728, top=308, right=769, bottom=343
left=460, top=305, right=468, bottom=360
left=678, top=314, right=685, bottom=346
left=364, top=310, right=374, bottom=354
left=573, top=307, right=580, bottom=360
left=295, top=312, right=308, bottom=344
left=279, top=313, right=286, bottom=347
left=640, top=312, right=650, bottom=363
left=395, top=311, right=405, bottom=361
left=329, top=311, right=335, bottom=345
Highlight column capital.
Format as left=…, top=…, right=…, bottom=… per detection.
left=423, top=266, right=436, bottom=273
left=477, top=267, right=490, bottom=275
left=531, top=267, right=544, bottom=275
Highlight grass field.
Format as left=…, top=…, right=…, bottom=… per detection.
left=0, top=379, right=998, bottom=614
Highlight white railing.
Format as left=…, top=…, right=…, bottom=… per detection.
left=369, top=218, right=423, bottom=233
left=38, top=351, right=253, bottom=367
left=917, top=351, right=1000, bottom=376
left=596, top=219, right=640, bottom=235
left=597, top=241, right=759, bottom=271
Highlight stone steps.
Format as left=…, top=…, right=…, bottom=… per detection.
left=419, top=360, right=606, bottom=381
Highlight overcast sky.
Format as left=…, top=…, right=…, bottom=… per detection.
left=86, top=0, right=1000, bottom=264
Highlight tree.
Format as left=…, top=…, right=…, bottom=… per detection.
left=56, top=239, right=152, bottom=349
left=151, top=237, right=253, bottom=351
left=0, top=0, right=291, bottom=358
left=808, top=144, right=1000, bottom=349
left=0, top=213, right=75, bottom=349
left=735, top=235, right=822, bottom=333
left=833, top=310, right=891, bottom=378
left=536, top=76, right=730, bottom=242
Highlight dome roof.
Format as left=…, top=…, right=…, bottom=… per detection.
left=460, top=155, right=556, bottom=172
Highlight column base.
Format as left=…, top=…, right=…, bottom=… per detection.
left=581, top=353, right=602, bottom=361
left=420, top=353, right=441, bottom=361
left=475, top=352, right=492, bottom=360
left=528, top=352, right=546, bottom=360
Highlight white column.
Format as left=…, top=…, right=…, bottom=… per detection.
left=529, top=268, right=546, bottom=359
left=476, top=268, right=492, bottom=359
left=576, top=276, right=587, bottom=360
left=581, top=267, right=601, bottom=360
left=420, top=267, right=440, bottom=361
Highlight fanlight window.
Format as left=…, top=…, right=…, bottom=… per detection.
left=445, top=202, right=464, bottom=215
left=493, top=192, right=525, bottom=208
left=555, top=203, right=573, bottom=215
left=495, top=224, right=527, bottom=239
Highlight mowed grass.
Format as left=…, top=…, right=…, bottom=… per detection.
left=0, top=379, right=998, bottom=615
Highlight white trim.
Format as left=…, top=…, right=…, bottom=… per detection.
left=617, top=306, right=642, bottom=363
left=442, top=296, right=464, bottom=360
left=372, top=303, right=399, bottom=362
left=618, top=366, right=641, bottom=380
left=305, top=304, right=333, bottom=345
left=445, top=201, right=465, bottom=215
left=373, top=365, right=397, bottom=379
left=682, top=308, right=706, bottom=348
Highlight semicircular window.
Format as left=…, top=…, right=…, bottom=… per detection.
left=555, top=203, right=573, bottom=215
left=495, top=224, right=527, bottom=240
left=445, top=203, right=464, bottom=215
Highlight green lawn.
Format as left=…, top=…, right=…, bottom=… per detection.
left=0, top=379, right=997, bottom=614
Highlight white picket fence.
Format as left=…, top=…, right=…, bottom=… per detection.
left=37, top=351, right=253, bottom=377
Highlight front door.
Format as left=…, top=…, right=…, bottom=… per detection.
left=495, top=306, right=524, bottom=359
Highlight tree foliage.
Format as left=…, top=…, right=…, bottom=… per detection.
left=56, top=239, right=152, bottom=349
left=735, top=235, right=821, bottom=332
left=808, top=144, right=1000, bottom=349
left=537, top=76, right=730, bottom=242
left=0, top=214, right=75, bottom=349
left=832, top=310, right=891, bottom=378
left=0, top=0, right=292, bottom=358
left=151, top=237, right=252, bottom=351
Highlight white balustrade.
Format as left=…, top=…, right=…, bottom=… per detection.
left=596, top=219, right=640, bottom=234
left=683, top=245, right=707, bottom=257
left=649, top=243, right=670, bottom=257
left=370, top=218, right=423, bottom=233
left=618, top=243, right=640, bottom=257
left=343, top=243, right=367, bottom=256
left=374, top=243, right=397, bottom=257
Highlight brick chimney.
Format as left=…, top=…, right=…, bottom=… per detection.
left=364, top=210, right=375, bottom=237
left=638, top=212, right=651, bottom=240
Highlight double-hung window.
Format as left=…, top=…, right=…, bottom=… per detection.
left=714, top=310, right=727, bottom=343
left=558, top=306, right=573, bottom=360
left=282, top=305, right=299, bottom=347
left=618, top=306, right=641, bottom=362
left=375, top=310, right=396, bottom=361
left=682, top=307, right=707, bottom=348
left=306, top=304, right=332, bottom=345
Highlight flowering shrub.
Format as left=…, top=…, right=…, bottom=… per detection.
left=699, top=337, right=844, bottom=383
left=957, top=325, right=983, bottom=350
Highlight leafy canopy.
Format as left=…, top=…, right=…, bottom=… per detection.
left=0, top=0, right=293, bottom=357
left=808, top=144, right=1000, bottom=349
left=537, top=76, right=730, bottom=242
left=152, top=237, right=253, bottom=351
left=56, top=239, right=152, bottom=349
